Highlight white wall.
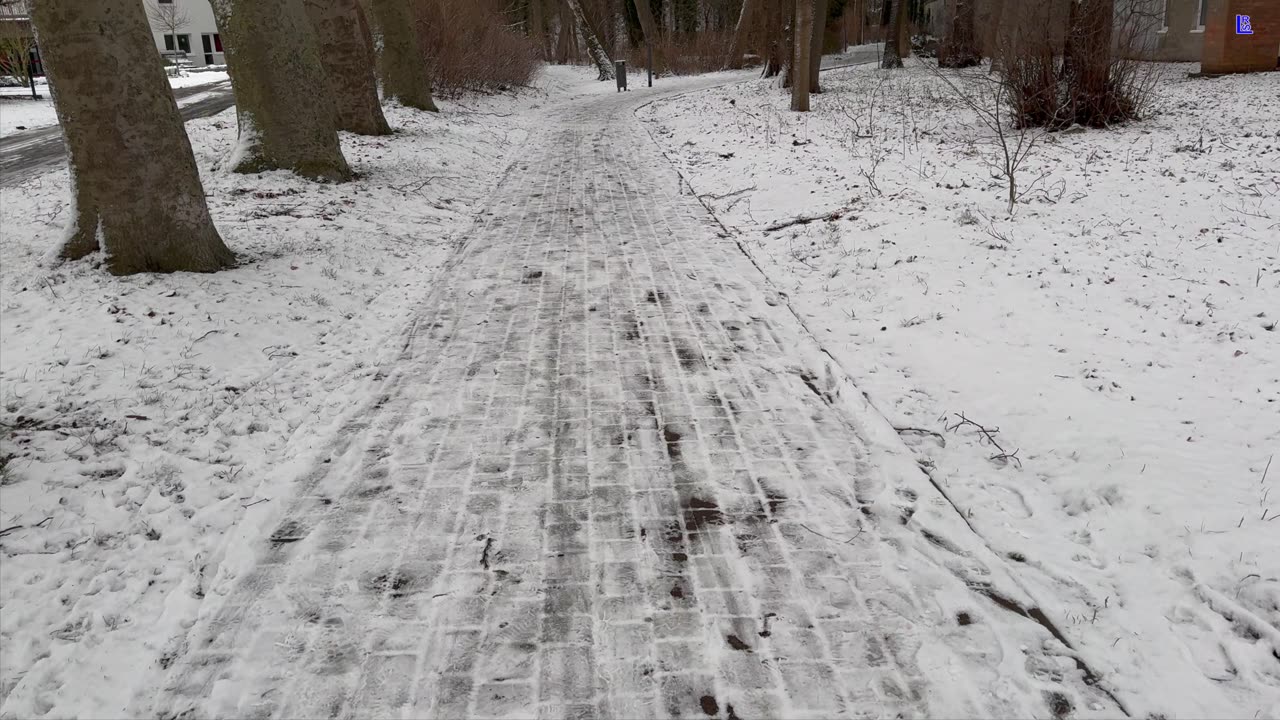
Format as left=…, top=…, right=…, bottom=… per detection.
left=142, top=0, right=223, bottom=68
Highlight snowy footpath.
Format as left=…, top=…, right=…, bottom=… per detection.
left=638, top=61, right=1280, bottom=718
left=0, top=61, right=1274, bottom=719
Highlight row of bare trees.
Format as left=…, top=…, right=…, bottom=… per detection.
left=29, top=0, right=447, bottom=275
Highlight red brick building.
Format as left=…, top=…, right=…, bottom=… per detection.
left=1200, top=0, right=1280, bottom=73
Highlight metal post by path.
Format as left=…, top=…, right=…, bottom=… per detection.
left=27, top=48, right=38, bottom=100
left=647, top=44, right=653, bottom=87
left=615, top=60, right=627, bottom=91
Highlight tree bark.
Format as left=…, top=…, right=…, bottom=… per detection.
left=370, top=0, right=438, bottom=111
left=634, top=0, right=660, bottom=47
left=565, top=0, right=614, bottom=79
left=938, top=0, right=980, bottom=67
left=1066, top=0, right=1116, bottom=126
left=530, top=0, right=547, bottom=59
left=304, top=0, right=390, bottom=135
left=791, top=0, right=811, bottom=110
left=30, top=0, right=234, bottom=274
left=725, top=0, right=755, bottom=68
left=807, top=0, right=827, bottom=92
left=212, top=0, right=351, bottom=181
left=881, top=0, right=906, bottom=67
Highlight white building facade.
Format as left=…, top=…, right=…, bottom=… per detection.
left=143, top=0, right=224, bottom=68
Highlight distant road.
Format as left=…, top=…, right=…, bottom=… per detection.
left=0, top=81, right=235, bottom=188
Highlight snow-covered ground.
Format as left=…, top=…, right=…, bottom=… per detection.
left=0, top=66, right=599, bottom=717
left=639, top=61, right=1280, bottom=717
left=0, top=72, right=230, bottom=136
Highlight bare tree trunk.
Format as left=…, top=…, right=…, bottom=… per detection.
left=807, top=0, right=827, bottom=92
left=565, top=0, right=614, bottom=79
left=898, top=0, right=911, bottom=58
left=725, top=0, right=756, bottom=68
left=305, top=0, right=390, bottom=135
left=212, top=0, right=351, bottom=181
left=530, top=0, right=547, bottom=59
left=556, top=10, right=572, bottom=63
left=1066, top=0, right=1116, bottom=126
left=635, top=0, right=660, bottom=46
left=791, top=0, right=811, bottom=110
left=371, top=0, right=438, bottom=111
left=881, top=0, right=906, bottom=67
left=938, top=0, right=980, bottom=67
left=30, top=0, right=234, bottom=274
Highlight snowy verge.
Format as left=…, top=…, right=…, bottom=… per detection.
left=0, top=67, right=595, bottom=718
left=639, top=61, right=1280, bottom=718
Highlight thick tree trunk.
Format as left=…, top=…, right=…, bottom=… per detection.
left=881, top=0, right=906, bottom=67
left=565, top=0, right=614, bottom=79
left=791, top=0, right=811, bottom=110
left=1066, top=0, right=1117, bottom=126
left=807, top=0, right=827, bottom=92
left=938, top=0, right=980, bottom=67
left=370, top=0, right=438, bottom=111
left=212, top=0, right=351, bottom=181
left=304, top=0, right=390, bottom=135
left=30, top=0, right=234, bottom=274
left=634, top=0, right=660, bottom=47
left=725, top=0, right=755, bottom=68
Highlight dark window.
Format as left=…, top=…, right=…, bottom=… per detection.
left=1198, top=0, right=1207, bottom=27
left=176, top=34, right=190, bottom=53
left=163, top=34, right=174, bottom=51
left=213, top=34, right=222, bottom=52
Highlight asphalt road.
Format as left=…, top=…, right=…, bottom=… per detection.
left=0, top=81, right=236, bottom=187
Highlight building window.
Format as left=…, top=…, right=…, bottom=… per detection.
left=201, top=33, right=222, bottom=64
left=163, top=33, right=191, bottom=54
left=1158, top=0, right=1168, bottom=32
left=1193, top=0, right=1207, bottom=31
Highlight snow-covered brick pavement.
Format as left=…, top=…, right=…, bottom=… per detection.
left=639, top=60, right=1280, bottom=718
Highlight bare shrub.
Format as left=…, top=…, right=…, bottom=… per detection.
left=0, top=33, right=35, bottom=86
left=992, top=0, right=1160, bottom=129
left=625, top=31, right=742, bottom=76
left=415, top=0, right=540, bottom=96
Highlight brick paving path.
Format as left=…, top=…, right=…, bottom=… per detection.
left=151, top=79, right=1110, bottom=720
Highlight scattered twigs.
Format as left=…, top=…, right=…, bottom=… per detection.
left=799, top=522, right=863, bottom=545
left=764, top=207, right=853, bottom=233
left=0, top=516, right=53, bottom=538
left=894, top=426, right=947, bottom=447
left=946, top=412, right=1021, bottom=467
left=701, top=185, right=757, bottom=202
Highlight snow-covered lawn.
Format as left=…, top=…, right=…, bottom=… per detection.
left=639, top=62, right=1280, bottom=718
left=0, top=72, right=231, bottom=137
left=0, top=67, right=594, bottom=717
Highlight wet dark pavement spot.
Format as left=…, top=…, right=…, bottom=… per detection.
left=269, top=520, right=309, bottom=544
left=1045, top=691, right=1073, bottom=719
left=683, top=496, right=725, bottom=531
left=956, top=612, right=973, bottom=626
left=726, top=634, right=752, bottom=652
left=700, top=695, right=719, bottom=716
left=663, top=426, right=683, bottom=461
left=522, top=270, right=543, bottom=283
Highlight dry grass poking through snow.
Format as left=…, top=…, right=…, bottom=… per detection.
left=640, top=61, right=1280, bottom=718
